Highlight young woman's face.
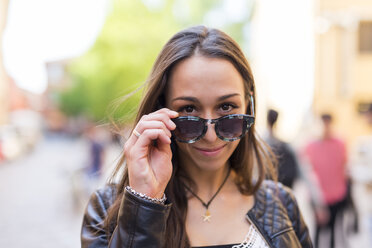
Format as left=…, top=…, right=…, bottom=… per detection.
left=166, top=56, right=247, bottom=171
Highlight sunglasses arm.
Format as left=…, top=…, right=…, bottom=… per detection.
left=250, top=95, right=255, bottom=117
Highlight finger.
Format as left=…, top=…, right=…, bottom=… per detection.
left=123, top=133, right=136, bottom=159
left=124, top=129, right=170, bottom=168
left=123, top=127, right=141, bottom=157
left=141, top=112, right=178, bottom=131
left=135, top=129, right=171, bottom=150
left=135, top=120, right=171, bottom=138
left=154, top=108, right=179, bottom=118
left=156, top=134, right=173, bottom=154
left=124, top=109, right=178, bottom=153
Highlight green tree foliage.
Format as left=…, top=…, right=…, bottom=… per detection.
left=59, top=0, right=254, bottom=124
left=60, top=0, right=180, bottom=123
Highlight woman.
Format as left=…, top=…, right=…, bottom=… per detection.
left=81, top=26, right=312, bottom=248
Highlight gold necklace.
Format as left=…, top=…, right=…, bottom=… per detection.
left=184, top=168, right=231, bottom=223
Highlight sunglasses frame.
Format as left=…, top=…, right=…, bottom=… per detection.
left=172, top=95, right=255, bottom=143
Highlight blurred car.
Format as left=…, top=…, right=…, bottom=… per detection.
left=9, top=109, right=42, bottom=150
left=0, top=124, right=24, bottom=161
left=0, top=110, right=42, bottom=162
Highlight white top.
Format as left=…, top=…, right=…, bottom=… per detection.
left=232, top=224, right=269, bottom=248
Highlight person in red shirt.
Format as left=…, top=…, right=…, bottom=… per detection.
left=0, top=142, right=4, bottom=161
left=305, top=114, right=348, bottom=248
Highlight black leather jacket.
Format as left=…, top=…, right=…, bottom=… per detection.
left=81, top=180, right=313, bottom=248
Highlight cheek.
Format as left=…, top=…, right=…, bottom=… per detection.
left=226, top=140, right=240, bottom=154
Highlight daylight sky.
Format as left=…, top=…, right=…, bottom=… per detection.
left=2, top=0, right=109, bottom=94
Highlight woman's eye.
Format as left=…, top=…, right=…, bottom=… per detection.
left=220, top=103, right=236, bottom=112
left=179, top=105, right=195, bottom=114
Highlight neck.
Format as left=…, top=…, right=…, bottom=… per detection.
left=268, top=126, right=274, bottom=136
left=322, top=131, right=332, bottom=140
left=182, top=161, right=232, bottom=200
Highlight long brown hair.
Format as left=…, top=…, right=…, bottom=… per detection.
left=105, top=25, right=276, bottom=247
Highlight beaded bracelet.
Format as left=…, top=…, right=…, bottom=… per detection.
left=125, top=186, right=167, bottom=205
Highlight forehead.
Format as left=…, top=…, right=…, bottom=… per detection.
left=167, top=56, right=245, bottom=101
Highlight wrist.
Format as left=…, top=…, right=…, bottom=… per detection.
left=128, top=182, right=165, bottom=199
left=125, top=186, right=166, bottom=205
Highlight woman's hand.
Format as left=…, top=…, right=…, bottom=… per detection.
left=123, top=108, right=179, bottom=199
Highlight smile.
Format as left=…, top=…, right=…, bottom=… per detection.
left=193, top=144, right=227, bottom=157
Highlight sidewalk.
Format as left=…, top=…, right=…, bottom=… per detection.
left=294, top=180, right=371, bottom=248
left=0, top=135, right=95, bottom=248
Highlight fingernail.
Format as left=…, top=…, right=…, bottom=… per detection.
left=170, top=111, right=179, bottom=117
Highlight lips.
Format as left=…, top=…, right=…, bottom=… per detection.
left=193, top=144, right=227, bottom=157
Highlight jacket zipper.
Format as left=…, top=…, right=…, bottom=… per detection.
left=246, top=214, right=274, bottom=248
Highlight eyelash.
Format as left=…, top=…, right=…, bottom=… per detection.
left=177, top=105, right=196, bottom=113
left=219, top=103, right=238, bottom=112
left=177, top=103, right=239, bottom=114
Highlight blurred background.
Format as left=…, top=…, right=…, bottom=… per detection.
left=0, top=0, right=372, bottom=247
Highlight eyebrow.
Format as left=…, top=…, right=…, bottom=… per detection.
left=171, top=93, right=241, bottom=103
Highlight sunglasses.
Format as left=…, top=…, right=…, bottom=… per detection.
left=172, top=96, right=255, bottom=143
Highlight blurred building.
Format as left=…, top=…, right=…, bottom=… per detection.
left=1, top=0, right=45, bottom=161
left=0, top=0, right=9, bottom=125
left=0, top=68, right=10, bottom=125
left=314, top=0, right=372, bottom=145
left=44, top=60, right=73, bottom=133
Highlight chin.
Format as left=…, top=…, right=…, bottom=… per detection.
left=192, top=157, right=228, bottom=171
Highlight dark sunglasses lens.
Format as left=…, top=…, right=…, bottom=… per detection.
left=218, top=117, right=245, bottom=139
left=173, top=119, right=204, bottom=141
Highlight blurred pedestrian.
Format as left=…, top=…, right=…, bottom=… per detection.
left=304, top=114, right=348, bottom=248
left=70, top=125, right=106, bottom=211
left=85, top=125, right=105, bottom=178
left=351, top=103, right=372, bottom=245
left=264, top=109, right=299, bottom=188
left=0, top=142, right=4, bottom=162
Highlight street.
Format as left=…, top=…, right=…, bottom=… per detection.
left=0, top=135, right=103, bottom=248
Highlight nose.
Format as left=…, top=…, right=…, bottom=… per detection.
left=202, top=120, right=218, bottom=142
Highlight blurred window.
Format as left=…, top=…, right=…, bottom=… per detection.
left=357, top=102, right=372, bottom=114
left=359, top=21, right=372, bottom=53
